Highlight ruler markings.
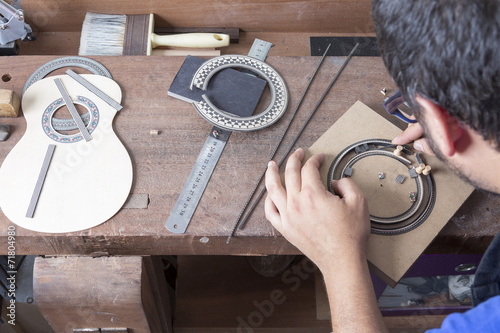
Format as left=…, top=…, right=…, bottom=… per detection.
left=166, top=128, right=230, bottom=233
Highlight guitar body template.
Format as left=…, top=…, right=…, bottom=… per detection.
left=0, top=75, right=133, bottom=233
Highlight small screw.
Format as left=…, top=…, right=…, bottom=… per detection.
left=200, top=236, right=209, bottom=243
left=16, top=10, right=24, bottom=21
left=27, top=297, right=34, bottom=304
left=212, top=130, right=220, bottom=139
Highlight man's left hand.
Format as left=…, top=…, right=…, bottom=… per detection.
left=264, top=148, right=371, bottom=271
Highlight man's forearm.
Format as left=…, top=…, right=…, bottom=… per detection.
left=321, top=252, right=388, bottom=333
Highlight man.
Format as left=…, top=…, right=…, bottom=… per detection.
left=264, top=0, right=500, bottom=331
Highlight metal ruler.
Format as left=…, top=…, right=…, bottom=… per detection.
left=248, top=38, right=273, bottom=62
left=165, top=39, right=274, bottom=234
left=165, top=128, right=230, bottom=233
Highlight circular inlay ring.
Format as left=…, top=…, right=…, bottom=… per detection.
left=42, top=96, right=99, bottom=143
left=190, top=55, right=288, bottom=132
left=327, top=139, right=436, bottom=236
left=24, top=56, right=111, bottom=132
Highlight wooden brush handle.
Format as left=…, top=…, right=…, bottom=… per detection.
left=150, top=33, right=230, bottom=49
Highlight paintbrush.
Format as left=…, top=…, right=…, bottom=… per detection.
left=79, top=13, right=230, bottom=56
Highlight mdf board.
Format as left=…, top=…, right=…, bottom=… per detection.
left=33, top=256, right=171, bottom=333
left=304, top=101, right=474, bottom=285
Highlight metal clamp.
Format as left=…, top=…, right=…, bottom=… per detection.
left=455, top=263, right=478, bottom=273
left=0, top=0, right=34, bottom=45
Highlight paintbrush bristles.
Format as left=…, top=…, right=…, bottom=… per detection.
left=79, top=13, right=126, bottom=56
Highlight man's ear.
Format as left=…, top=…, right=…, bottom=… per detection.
left=415, top=96, right=464, bottom=157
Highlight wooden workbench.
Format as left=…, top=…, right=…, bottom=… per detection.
left=0, top=56, right=498, bottom=256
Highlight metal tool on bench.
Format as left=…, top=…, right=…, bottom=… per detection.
left=165, top=39, right=288, bottom=234
left=0, top=0, right=35, bottom=55
left=227, top=43, right=360, bottom=243
left=0, top=124, right=10, bottom=141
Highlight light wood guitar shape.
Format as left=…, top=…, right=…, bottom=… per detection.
left=0, top=75, right=133, bottom=233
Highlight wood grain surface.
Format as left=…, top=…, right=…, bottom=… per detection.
left=174, top=256, right=446, bottom=332
left=22, top=0, right=374, bottom=34
left=33, top=256, right=165, bottom=332
left=0, top=56, right=498, bottom=255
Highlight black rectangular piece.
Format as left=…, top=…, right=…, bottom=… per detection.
left=168, top=55, right=267, bottom=117
left=310, top=37, right=380, bottom=57
left=0, top=41, right=19, bottom=56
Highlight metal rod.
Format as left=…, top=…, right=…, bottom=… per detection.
left=0, top=1, right=18, bottom=18
left=225, top=44, right=332, bottom=244
left=66, top=69, right=123, bottom=111
left=54, top=78, right=92, bottom=141
left=26, top=144, right=56, bottom=218
left=229, top=43, right=359, bottom=240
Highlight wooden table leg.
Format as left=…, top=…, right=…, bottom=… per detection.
left=33, top=255, right=172, bottom=333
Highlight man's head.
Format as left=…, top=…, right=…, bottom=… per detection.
left=372, top=0, right=500, bottom=149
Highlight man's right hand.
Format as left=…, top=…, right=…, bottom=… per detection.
left=392, top=120, right=435, bottom=156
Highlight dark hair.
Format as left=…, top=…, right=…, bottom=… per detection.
left=372, top=0, right=500, bottom=147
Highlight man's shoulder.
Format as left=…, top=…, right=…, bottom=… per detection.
left=426, top=295, right=500, bottom=332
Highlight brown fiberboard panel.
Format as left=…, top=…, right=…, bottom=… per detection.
left=304, top=101, right=474, bottom=286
